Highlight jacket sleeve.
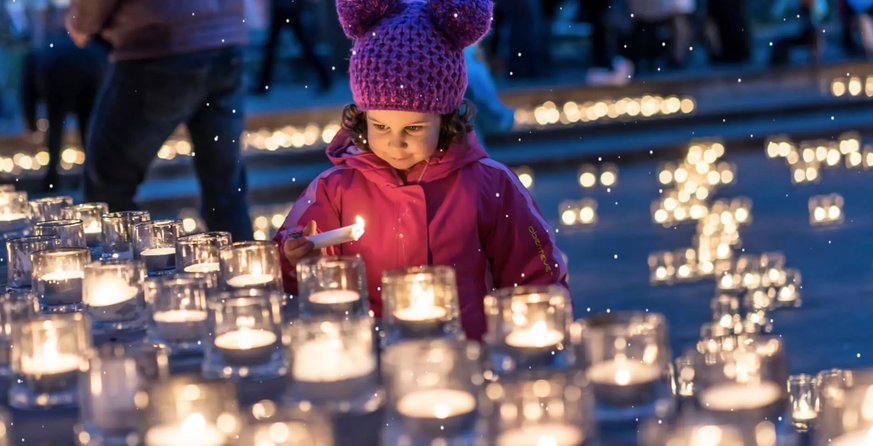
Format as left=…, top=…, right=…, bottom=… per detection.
left=68, top=0, right=120, bottom=35
left=272, top=175, right=341, bottom=296
left=479, top=160, right=570, bottom=295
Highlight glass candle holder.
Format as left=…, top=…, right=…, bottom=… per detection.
left=483, top=285, right=574, bottom=374
left=0, top=291, right=38, bottom=376
left=140, top=376, right=241, bottom=446
left=241, top=405, right=333, bottom=446
left=674, top=355, right=696, bottom=399
left=146, top=276, right=210, bottom=355
left=818, top=384, right=873, bottom=446
left=789, top=374, right=817, bottom=431
left=0, top=191, right=30, bottom=232
left=382, top=339, right=483, bottom=443
left=101, top=211, right=151, bottom=260
left=481, top=372, right=597, bottom=446
left=297, top=256, right=369, bottom=319
left=583, top=312, right=673, bottom=422
left=711, top=291, right=741, bottom=330
left=174, top=271, right=222, bottom=293
left=758, top=252, right=786, bottom=288
left=77, top=345, right=152, bottom=445
left=32, top=247, right=90, bottom=312
left=61, top=203, right=108, bottom=248
left=33, top=219, right=87, bottom=248
left=203, top=289, right=285, bottom=379
left=648, top=251, right=674, bottom=285
left=83, top=259, right=148, bottom=334
left=176, top=232, right=232, bottom=274
left=219, top=241, right=282, bottom=291
left=133, top=220, right=183, bottom=276
left=29, top=196, right=74, bottom=223
left=776, top=268, right=801, bottom=308
left=9, top=313, right=91, bottom=409
left=6, top=235, right=61, bottom=289
left=381, top=266, right=462, bottom=345
left=287, top=316, right=382, bottom=413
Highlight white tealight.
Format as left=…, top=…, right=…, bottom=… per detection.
left=505, top=321, right=564, bottom=348
left=292, top=338, right=376, bottom=382
left=394, top=306, right=448, bottom=322
left=588, top=360, right=662, bottom=386
left=214, top=329, right=277, bottom=350
left=496, top=423, right=585, bottom=446
left=309, top=289, right=360, bottom=305
left=89, top=276, right=139, bottom=307
left=21, top=352, right=80, bottom=375
left=183, top=263, right=220, bottom=273
left=0, top=212, right=27, bottom=222
left=699, top=381, right=782, bottom=411
left=396, top=389, right=477, bottom=419
left=41, top=270, right=85, bottom=281
left=153, top=309, right=208, bottom=323
left=144, top=414, right=226, bottom=446
left=226, top=273, right=274, bottom=288
left=141, top=247, right=177, bottom=256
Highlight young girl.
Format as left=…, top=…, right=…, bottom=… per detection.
left=275, top=0, right=568, bottom=341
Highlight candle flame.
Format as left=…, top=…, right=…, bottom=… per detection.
left=352, top=216, right=365, bottom=240
left=531, top=321, right=547, bottom=336
left=181, top=413, right=206, bottom=434
left=536, top=435, right=558, bottom=446
left=433, top=403, right=451, bottom=419
left=252, top=263, right=262, bottom=276
left=237, top=328, right=253, bottom=350
left=865, top=425, right=873, bottom=444
left=615, top=368, right=631, bottom=386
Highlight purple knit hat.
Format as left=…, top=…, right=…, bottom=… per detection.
left=337, top=0, right=492, bottom=115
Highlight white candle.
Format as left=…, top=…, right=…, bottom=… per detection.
left=42, top=270, right=85, bottom=282
left=226, top=273, right=274, bottom=288
left=214, top=329, right=277, bottom=350
left=698, top=381, right=782, bottom=411
left=153, top=309, right=208, bottom=323
left=184, top=262, right=220, bottom=273
left=397, top=389, right=477, bottom=419
left=395, top=306, right=447, bottom=322
left=307, top=216, right=365, bottom=249
left=84, top=220, right=100, bottom=234
left=496, top=424, right=585, bottom=446
left=141, top=247, right=177, bottom=257
left=505, top=320, right=564, bottom=348
left=0, top=212, right=27, bottom=222
left=829, top=429, right=873, bottom=446
left=145, top=413, right=226, bottom=446
left=309, top=289, right=360, bottom=305
left=588, top=360, right=662, bottom=386
left=89, top=275, right=139, bottom=307
left=292, top=338, right=376, bottom=382
left=21, top=352, right=80, bottom=375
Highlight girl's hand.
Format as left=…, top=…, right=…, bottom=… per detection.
left=282, top=221, right=319, bottom=266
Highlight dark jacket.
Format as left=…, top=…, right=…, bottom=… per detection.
left=68, top=0, right=247, bottom=61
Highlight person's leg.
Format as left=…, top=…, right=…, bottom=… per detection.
left=187, top=47, right=253, bottom=241
left=255, top=6, right=284, bottom=94
left=283, top=5, right=333, bottom=91
left=43, top=105, right=65, bottom=191
left=83, top=59, right=204, bottom=210
left=589, top=0, right=613, bottom=69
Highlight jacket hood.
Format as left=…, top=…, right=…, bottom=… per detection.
left=325, top=128, right=489, bottom=186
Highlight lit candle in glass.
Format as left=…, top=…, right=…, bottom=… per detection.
left=7, top=235, right=61, bottom=289
left=31, top=247, right=90, bottom=312
left=789, top=374, right=818, bottom=430
left=101, top=211, right=150, bottom=260
left=10, top=313, right=90, bottom=409
left=382, top=266, right=461, bottom=344
left=176, top=232, right=232, bottom=274
left=28, top=196, right=73, bottom=223
left=141, top=377, right=240, bottom=446
left=0, top=191, right=29, bottom=232
left=297, top=256, right=368, bottom=318
left=219, top=241, right=281, bottom=291
left=0, top=291, right=38, bottom=376
left=147, top=276, right=210, bottom=354
left=485, top=285, right=572, bottom=373
left=61, top=203, right=108, bottom=248
left=133, top=219, right=182, bottom=276
left=82, top=259, right=147, bottom=334
left=33, top=219, right=87, bottom=248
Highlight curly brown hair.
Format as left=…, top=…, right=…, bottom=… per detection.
left=341, top=100, right=477, bottom=152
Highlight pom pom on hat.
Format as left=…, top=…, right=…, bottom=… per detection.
left=427, top=0, right=493, bottom=49
left=337, top=0, right=404, bottom=39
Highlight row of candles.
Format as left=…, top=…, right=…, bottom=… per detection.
left=766, top=132, right=873, bottom=184
left=830, top=76, right=873, bottom=98
left=515, top=95, right=696, bottom=128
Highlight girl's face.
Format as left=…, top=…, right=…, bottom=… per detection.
left=365, top=110, right=441, bottom=170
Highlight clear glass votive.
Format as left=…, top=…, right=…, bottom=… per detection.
left=758, top=252, right=786, bottom=288
left=242, top=404, right=333, bottom=446
left=146, top=276, right=210, bottom=355
left=711, top=291, right=741, bottom=330
left=77, top=345, right=151, bottom=446
left=287, top=316, right=382, bottom=413
left=174, top=271, right=222, bottom=293
left=9, top=313, right=90, bottom=409
left=381, top=266, right=461, bottom=345
left=101, top=211, right=150, bottom=260
left=789, top=374, right=817, bottom=431
left=0, top=191, right=30, bottom=232
left=673, top=355, right=695, bottom=399
left=583, top=312, right=673, bottom=422
left=83, top=259, right=148, bottom=334
left=817, top=384, right=873, bottom=446
left=481, top=372, right=597, bottom=446
left=133, top=219, right=182, bottom=276
left=33, top=219, right=86, bottom=248
left=382, top=339, right=483, bottom=443
left=62, top=203, right=108, bottom=248
left=219, top=241, right=282, bottom=291
left=6, top=235, right=61, bottom=289
left=297, top=255, right=369, bottom=319
left=776, top=268, right=801, bottom=308
left=29, top=196, right=74, bottom=223
left=140, top=376, right=241, bottom=446
left=735, top=254, right=761, bottom=290
left=483, top=285, right=574, bottom=374
left=32, top=247, right=90, bottom=312
left=176, top=232, right=232, bottom=274
left=203, top=289, right=286, bottom=379
left=0, top=291, right=38, bottom=376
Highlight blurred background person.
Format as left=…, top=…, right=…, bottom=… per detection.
left=19, top=35, right=107, bottom=191
left=464, top=43, right=514, bottom=146
left=66, top=0, right=254, bottom=241
left=252, top=0, right=333, bottom=95
left=490, top=0, right=549, bottom=79
left=769, top=0, right=826, bottom=65
left=706, top=0, right=751, bottom=65
left=841, top=0, right=873, bottom=57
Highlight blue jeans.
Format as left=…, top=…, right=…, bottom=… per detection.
left=84, top=47, right=253, bottom=241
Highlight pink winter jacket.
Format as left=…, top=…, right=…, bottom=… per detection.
left=274, top=129, right=569, bottom=340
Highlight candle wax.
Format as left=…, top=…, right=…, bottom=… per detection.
left=496, top=424, right=585, bottom=446
left=144, top=415, right=226, bottom=446
left=226, top=273, right=274, bottom=288
left=214, top=329, right=277, bottom=350
left=395, top=306, right=448, bottom=322
left=396, top=389, right=477, bottom=419
left=154, top=310, right=208, bottom=323
left=698, top=381, right=782, bottom=411
left=183, top=263, right=220, bottom=273
left=588, top=360, right=662, bottom=385
left=42, top=270, right=85, bottom=282
left=89, top=276, right=139, bottom=307
left=21, top=352, right=80, bottom=375
left=505, top=322, right=564, bottom=348
left=308, top=289, right=360, bottom=305
left=38, top=270, right=85, bottom=306
left=292, top=338, right=375, bottom=382
left=141, top=247, right=177, bottom=272
left=153, top=310, right=208, bottom=342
